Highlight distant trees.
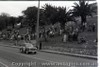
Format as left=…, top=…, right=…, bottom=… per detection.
left=0, top=13, right=10, bottom=30
left=57, top=7, right=74, bottom=29
left=0, top=13, right=17, bottom=30
left=72, top=0, right=96, bottom=24
left=16, top=16, right=23, bottom=28
left=43, top=4, right=58, bottom=25
left=42, top=4, right=74, bottom=29
left=9, top=17, right=16, bottom=28
left=0, top=1, right=96, bottom=32
left=21, top=4, right=74, bottom=32
left=22, top=6, right=38, bottom=32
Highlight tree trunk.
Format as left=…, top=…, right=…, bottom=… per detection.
left=81, top=15, right=87, bottom=32
left=12, top=23, right=14, bottom=28
left=81, top=15, right=86, bottom=25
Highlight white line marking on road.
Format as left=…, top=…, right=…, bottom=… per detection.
left=0, top=61, right=9, bottom=67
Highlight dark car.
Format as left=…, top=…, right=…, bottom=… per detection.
left=19, top=43, right=37, bottom=54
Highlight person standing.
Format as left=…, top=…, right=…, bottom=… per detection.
left=39, top=42, right=42, bottom=50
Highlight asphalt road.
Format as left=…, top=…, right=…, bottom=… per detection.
left=0, top=43, right=97, bottom=67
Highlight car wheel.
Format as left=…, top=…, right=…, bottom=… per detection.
left=25, top=50, right=29, bottom=54
left=34, top=52, right=37, bottom=54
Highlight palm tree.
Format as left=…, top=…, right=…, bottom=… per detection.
left=72, top=0, right=96, bottom=25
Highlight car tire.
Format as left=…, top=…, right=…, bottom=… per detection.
left=34, top=52, right=37, bottom=54
left=25, top=50, right=29, bottom=54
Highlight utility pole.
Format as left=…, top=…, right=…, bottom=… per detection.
left=36, top=0, right=40, bottom=47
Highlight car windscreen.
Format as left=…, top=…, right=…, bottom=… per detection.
left=25, top=43, right=33, bottom=48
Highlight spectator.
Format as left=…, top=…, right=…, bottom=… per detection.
left=63, top=34, right=67, bottom=42
left=60, top=29, right=63, bottom=35
left=82, top=23, right=85, bottom=32
left=68, top=32, right=73, bottom=42
left=39, top=42, right=42, bottom=50
left=73, top=28, right=79, bottom=41
left=92, top=23, right=96, bottom=32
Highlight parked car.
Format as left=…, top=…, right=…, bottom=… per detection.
left=19, top=43, right=37, bottom=54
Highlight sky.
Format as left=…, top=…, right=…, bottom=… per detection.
left=0, top=1, right=97, bottom=17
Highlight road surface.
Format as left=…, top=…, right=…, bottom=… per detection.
left=0, top=43, right=97, bottom=67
